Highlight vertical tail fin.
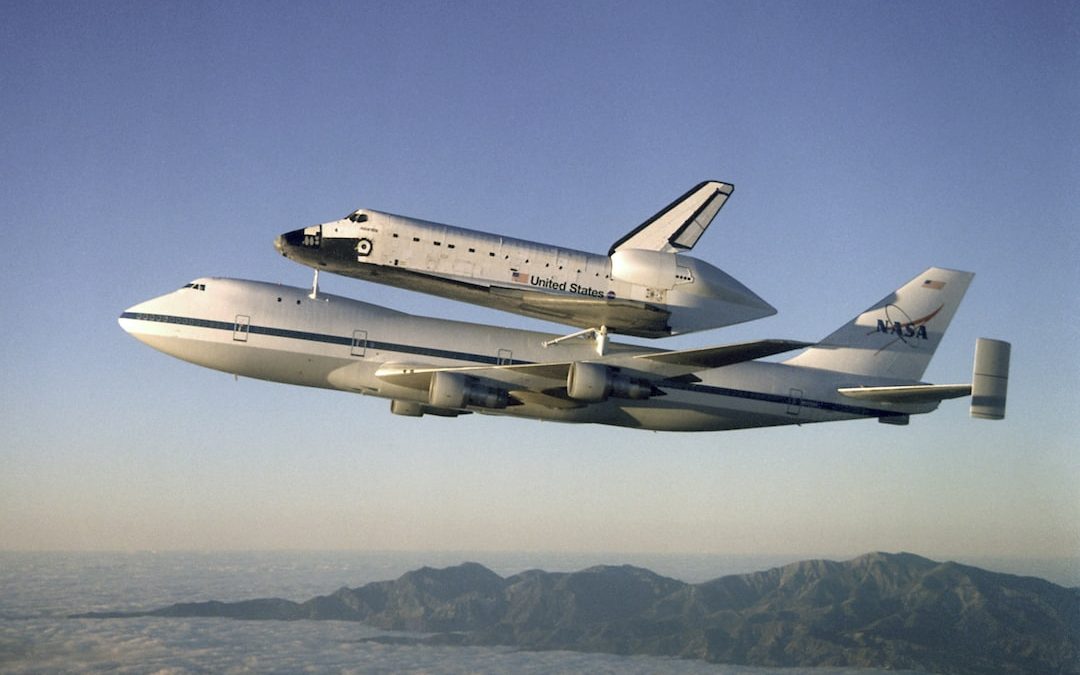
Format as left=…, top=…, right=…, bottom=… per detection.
left=609, top=180, right=733, bottom=255
left=785, top=267, right=974, bottom=380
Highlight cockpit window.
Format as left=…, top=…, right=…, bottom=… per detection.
left=348, top=212, right=368, bottom=223
left=183, top=282, right=207, bottom=291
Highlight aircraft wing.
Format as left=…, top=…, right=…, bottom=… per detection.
left=837, top=384, right=972, bottom=404
left=374, top=339, right=811, bottom=406
left=609, top=180, right=734, bottom=255
left=628, top=340, right=813, bottom=374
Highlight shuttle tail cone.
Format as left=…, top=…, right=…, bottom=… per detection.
left=971, top=338, right=1010, bottom=420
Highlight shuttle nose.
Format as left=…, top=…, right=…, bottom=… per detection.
left=275, top=228, right=310, bottom=258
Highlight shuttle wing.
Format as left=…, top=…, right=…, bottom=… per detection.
left=609, top=180, right=734, bottom=255
left=492, top=287, right=672, bottom=338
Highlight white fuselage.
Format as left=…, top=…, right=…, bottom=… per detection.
left=274, top=210, right=775, bottom=338
left=119, top=279, right=937, bottom=432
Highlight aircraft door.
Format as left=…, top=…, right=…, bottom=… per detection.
left=233, top=315, right=251, bottom=342
left=379, top=225, right=399, bottom=266
left=787, top=388, right=803, bottom=416
left=351, top=329, right=367, bottom=357
left=497, top=349, right=513, bottom=365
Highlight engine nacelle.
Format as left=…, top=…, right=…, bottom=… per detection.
left=390, top=399, right=425, bottom=417
left=390, top=400, right=464, bottom=417
left=566, top=362, right=654, bottom=402
left=428, top=371, right=509, bottom=410
left=609, top=249, right=685, bottom=289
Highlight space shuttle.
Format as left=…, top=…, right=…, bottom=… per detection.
left=274, top=181, right=776, bottom=339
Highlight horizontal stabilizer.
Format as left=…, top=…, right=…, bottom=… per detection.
left=838, top=384, right=972, bottom=404
left=610, top=181, right=733, bottom=255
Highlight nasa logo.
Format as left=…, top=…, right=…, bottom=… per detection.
left=869, top=303, right=942, bottom=349
left=876, top=318, right=929, bottom=340
left=356, top=238, right=373, bottom=257
left=606, top=290, right=616, bottom=300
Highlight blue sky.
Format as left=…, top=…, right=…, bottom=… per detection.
left=2, top=1, right=1077, bottom=567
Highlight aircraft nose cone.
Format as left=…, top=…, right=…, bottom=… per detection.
left=118, top=296, right=157, bottom=339
left=274, top=234, right=285, bottom=254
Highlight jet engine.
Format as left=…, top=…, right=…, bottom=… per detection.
left=428, top=371, right=510, bottom=409
left=609, top=249, right=690, bottom=289
left=566, top=362, right=654, bottom=402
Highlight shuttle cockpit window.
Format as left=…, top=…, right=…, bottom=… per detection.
left=348, top=211, right=368, bottom=223
left=183, top=282, right=207, bottom=291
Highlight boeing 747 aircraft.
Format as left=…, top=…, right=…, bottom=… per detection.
left=274, top=181, right=775, bottom=338
left=119, top=267, right=1009, bottom=432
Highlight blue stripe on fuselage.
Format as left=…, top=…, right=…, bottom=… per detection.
left=120, top=311, right=503, bottom=364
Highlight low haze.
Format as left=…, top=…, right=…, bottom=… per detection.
left=1, top=1, right=1077, bottom=574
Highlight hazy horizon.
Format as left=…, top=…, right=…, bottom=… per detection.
left=2, top=549, right=1077, bottom=589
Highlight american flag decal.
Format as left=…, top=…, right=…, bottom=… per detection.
left=511, top=270, right=527, bottom=282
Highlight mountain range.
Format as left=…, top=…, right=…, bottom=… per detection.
left=76, top=552, right=1079, bottom=674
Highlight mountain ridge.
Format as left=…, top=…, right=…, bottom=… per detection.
left=74, top=552, right=1079, bottom=674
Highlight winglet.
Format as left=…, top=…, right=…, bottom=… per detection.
left=609, top=181, right=733, bottom=255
